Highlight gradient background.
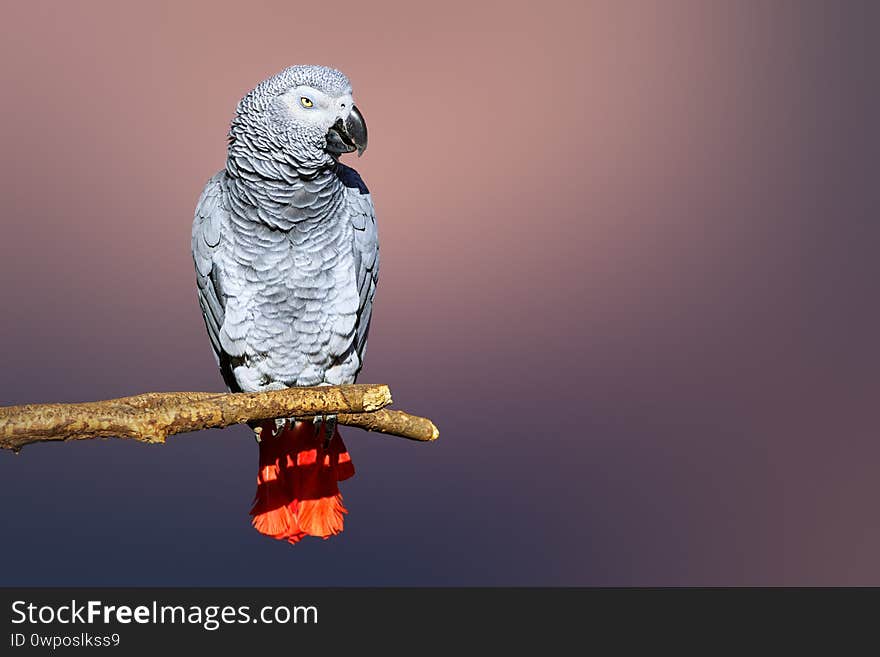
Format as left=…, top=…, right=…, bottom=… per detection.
left=0, top=0, right=877, bottom=585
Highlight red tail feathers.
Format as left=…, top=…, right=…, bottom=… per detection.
left=250, top=420, right=355, bottom=544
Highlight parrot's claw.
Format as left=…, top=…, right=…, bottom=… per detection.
left=270, top=417, right=298, bottom=437
left=313, top=414, right=337, bottom=449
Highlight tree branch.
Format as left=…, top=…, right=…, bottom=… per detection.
left=336, top=409, right=440, bottom=442
left=0, top=384, right=439, bottom=452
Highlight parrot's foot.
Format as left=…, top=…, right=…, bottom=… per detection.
left=251, top=413, right=335, bottom=445
left=313, top=414, right=337, bottom=449
left=251, top=418, right=299, bottom=443
left=272, top=417, right=300, bottom=437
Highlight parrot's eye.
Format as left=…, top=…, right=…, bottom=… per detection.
left=300, top=97, right=314, bottom=108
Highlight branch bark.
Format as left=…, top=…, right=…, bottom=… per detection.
left=0, top=384, right=439, bottom=452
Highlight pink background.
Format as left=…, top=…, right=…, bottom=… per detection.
left=0, top=1, right=877, bottom=584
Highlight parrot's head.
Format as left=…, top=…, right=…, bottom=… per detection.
left=229, top=64, right=367, bottom=168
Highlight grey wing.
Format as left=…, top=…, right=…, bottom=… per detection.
left=191, top=172, right=238, bottom=391
left=344, top=176, right=379, bottom=379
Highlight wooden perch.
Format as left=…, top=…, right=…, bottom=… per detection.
left=0, top=384, right=439, bottom=452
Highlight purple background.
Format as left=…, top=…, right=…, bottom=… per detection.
left=0, top=1, right=877, bottom=585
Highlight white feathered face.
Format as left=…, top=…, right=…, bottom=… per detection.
left=281, top=85, right=354, bottom=131
left=279, top=84, right=366, bottom=158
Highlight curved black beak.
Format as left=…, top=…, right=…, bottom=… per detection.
left=345, top=105, right=367, bottom=156
left=326, top=104, right=368, bottom=157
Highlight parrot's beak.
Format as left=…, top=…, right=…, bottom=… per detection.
left=326, top=105, right=368, bottom=157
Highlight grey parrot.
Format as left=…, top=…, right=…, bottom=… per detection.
left=191, top=65, right=378, bottom=543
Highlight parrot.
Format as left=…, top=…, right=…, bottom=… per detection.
left=191, top=65, right=378, bottom=544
